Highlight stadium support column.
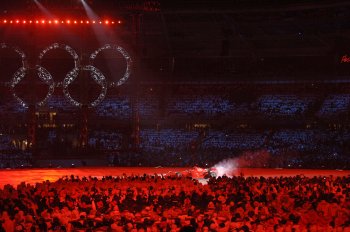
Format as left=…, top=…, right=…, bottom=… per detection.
left=130, top=13, right=142, bottom=152
left=78, top=66, right=89, bottom=150
left=131, top=98, right=140, bottom=151
left=131, top=13, right=143, bottom=54
left=130, top=59, right=140, bottom=152
left=79, top=105, right=89, bottom=149
left=26, top=66, right=39, bottom=156
left=27, top=104, right=37, bottom=155
left=27, top=24, right=38, bottom=157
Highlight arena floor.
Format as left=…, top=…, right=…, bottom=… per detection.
left=0, top=167, right=349, bottom=188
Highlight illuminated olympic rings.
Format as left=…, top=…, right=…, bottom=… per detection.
left=1, top=43, right=54, bottom=108
left=11, top=65, right=55, bottom=108
left=90, top=44, right=132, bottom=87
left=0, top=43, right=27, bottom=68
left=63, top=65, right=107, bottom=108
left=0, top=42, right=132, bottom=108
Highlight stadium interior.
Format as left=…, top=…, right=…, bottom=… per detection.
left=0, top=1, right=350, bottom=232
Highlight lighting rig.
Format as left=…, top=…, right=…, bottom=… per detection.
left=0, top=19, right=122, bottom=26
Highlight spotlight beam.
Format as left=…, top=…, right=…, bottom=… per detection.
left=81, top=0, right=100, bottom=22
left=80, top=0, right=123, bottom=84
left=33, top=0, right=54, bottom=17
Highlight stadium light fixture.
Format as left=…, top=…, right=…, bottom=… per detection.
left=0, top=18, right=121, bottom=26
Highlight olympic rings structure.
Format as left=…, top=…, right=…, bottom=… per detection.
left=0, top=42, right=132, bottom=108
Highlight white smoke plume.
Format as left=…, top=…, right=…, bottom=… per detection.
left=212, top=158, right=239, bottom=177
left=212, top=149, right=271, bottom=177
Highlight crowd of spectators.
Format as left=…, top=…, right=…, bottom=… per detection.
left=0, top=99, right=26, bottom=115
left=202, top=131, right=265, bottom=151
left=2, top=85, right=350, bottom=169
left=0, top=86, right=345, bottom=122
left=317, top=95, right=350, bottom=118
left=46, top=96, right=76, bottom=113
left=0, top=152, right=32, bottom=169
left=257, top=95, right=315, bottom=118
left=94, top=95, right=158, bottom=119
left=1, top=125, right=350, bottom=169
left=95, top=97, right=131, bottom=119
left=140, top=129, right=198, bottom=153
left=1, top=174, right=350, bottom=231
left=0, top=134, right=32, bottom=169
left=89, top=131, right=123, bottom=151
left=91, top=92, right=350, bottom=120
left=167, top=95, right=234, bottom=117
left=107, top=127, right=350, bottom=169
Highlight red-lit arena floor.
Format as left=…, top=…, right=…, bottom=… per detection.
left=0, top=167, right=349, bottom=188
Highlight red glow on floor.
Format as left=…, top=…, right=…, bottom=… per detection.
left=0, top=167, right=348, bottom=188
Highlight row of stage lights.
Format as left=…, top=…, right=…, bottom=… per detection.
left=1, top=19, right=122, bottom=25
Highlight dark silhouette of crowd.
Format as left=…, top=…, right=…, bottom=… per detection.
left=0, top=174, right=350, bottom=231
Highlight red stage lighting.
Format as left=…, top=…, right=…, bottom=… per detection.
left=1, top=18, right=119, bottom=26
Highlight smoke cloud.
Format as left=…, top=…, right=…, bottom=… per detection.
left=212, top=149, right=271, bottom=177
left=213, top=158, right=238, bottom=177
